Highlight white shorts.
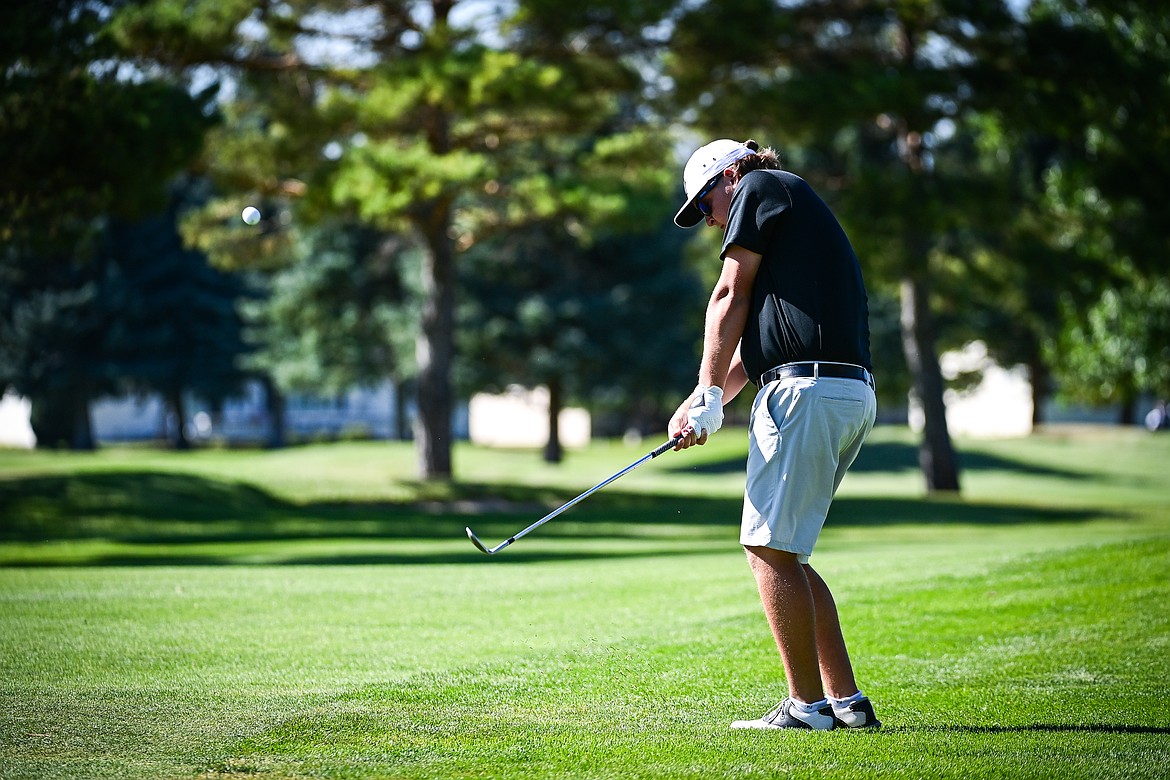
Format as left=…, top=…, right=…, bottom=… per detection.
left=740, top=376, right=877, bottom=562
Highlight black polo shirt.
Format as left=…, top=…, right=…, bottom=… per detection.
left=721, top=169, right=872, bottom=383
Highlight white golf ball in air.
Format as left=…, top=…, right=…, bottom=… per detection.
left=241, top=206, right=261, bottom=225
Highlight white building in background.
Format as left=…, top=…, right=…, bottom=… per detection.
left=468, top=385, right=591, bottom=449
left=908, top=340, right=1035, bottom=438
left=88, top=394, right=168, bottom=442
left=82, top=380, right=438, bottom=444
left=0, top=381, right=589, bottom=448
left=0, top=381, right=422, bottom=448
left=0, top=391, right=35, bottom=448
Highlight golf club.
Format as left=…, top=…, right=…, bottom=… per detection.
left=466, top=433, right=686, bottom=555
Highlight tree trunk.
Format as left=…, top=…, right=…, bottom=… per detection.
left=261, top=374, right=285, bottom=449
left=544, top=379, right=563, bottom=464
left=31, top=386, right=95, bottom=450
left=29, top=395, right=66, bottom=449
left=900, top=276, right=960, bottom=493
left=1118, top=388, right=1138, bottom=426
left=70, top=389, right=95, bottom=451
left=1028, top=354, right=1049, bottom=428
left=393, top=377, right=412, bottom=441
left=413, top=205, right=455, bottom=480
left=169, top=389, right=190, bottom=450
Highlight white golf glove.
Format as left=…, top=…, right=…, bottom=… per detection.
left=686, top=385, right=724, bottom=439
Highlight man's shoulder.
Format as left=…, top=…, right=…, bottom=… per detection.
left=743, top=168, right=804, bottom=185
left=740, top=168, right=806, bottom=200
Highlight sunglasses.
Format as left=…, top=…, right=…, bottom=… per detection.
left=695, top=173, right=723, bottom=216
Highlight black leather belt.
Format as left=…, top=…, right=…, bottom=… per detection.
left=757, top=361, right=875, bottom=390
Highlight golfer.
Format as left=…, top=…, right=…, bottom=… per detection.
left=668, top=138, right=880, bottom=731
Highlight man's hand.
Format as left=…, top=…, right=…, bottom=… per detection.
left=688, top=384, right=724, bottom=438
left=670, top=385, right=723, bottom=450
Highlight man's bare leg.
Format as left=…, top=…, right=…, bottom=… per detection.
left=744, top=545, right=824, bottom=703
left=804, top=563, right=859, bottom=700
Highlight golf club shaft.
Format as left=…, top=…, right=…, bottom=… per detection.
left=468, top=433, right=683, bottom=555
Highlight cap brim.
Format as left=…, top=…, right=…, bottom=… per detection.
left=673, top=198, right=704, bottom=229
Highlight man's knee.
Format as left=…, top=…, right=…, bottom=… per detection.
left=744, top=544, right=804, bottom=570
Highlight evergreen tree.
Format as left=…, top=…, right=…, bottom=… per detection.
left=0, top=0, right=213, bottom=448
left=246, top=223, right=416, bottom=441
left=0, top=256, right=109, bottom=449
left=111, top=0, right=677, bottom=479
left=99, top=183, right=253, bottom=448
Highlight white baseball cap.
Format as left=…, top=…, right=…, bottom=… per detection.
left=673, top=139, right=756, bottom=228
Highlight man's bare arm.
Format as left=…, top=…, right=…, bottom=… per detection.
left=670, top=245, right=762, bottom=448
left=699, top=245, right=762, bottom=390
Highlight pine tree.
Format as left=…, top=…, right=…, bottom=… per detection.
left=0, top=0, right=212, bottom=448
left=100, top=183, right=253, bottom=449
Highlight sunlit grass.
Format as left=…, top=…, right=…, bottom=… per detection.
left=1, top=426, right=1168, bottom=778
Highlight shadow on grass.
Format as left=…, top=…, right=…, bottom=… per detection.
left=0, top=467, right=1119, bottom=567
left=5, top=546, right=737, bottom=568
left=663, top=439, right=1082, bottom=478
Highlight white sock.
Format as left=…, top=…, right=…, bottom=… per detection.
left=791, top=697, right=828, bottom=714
left=829, top=691, right=865, bottom=709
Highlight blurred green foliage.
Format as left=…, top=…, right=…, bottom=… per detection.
left=1, top=0, right=1167, bottom=484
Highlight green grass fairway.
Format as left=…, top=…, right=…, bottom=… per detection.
left=2, top=426, right=1168, bottom=778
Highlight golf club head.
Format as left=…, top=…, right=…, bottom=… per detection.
left=465, top=526, right=493, bottom=555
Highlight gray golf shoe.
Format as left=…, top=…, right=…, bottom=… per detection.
left=731, top=698, right=836, bottom=731
left=832, top=696, right=882, bottom=729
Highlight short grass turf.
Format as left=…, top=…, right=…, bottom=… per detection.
left=1, top=425, right=1168, bottom=779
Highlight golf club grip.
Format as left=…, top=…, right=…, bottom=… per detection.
left=651, top=434, right=686, bottom=458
